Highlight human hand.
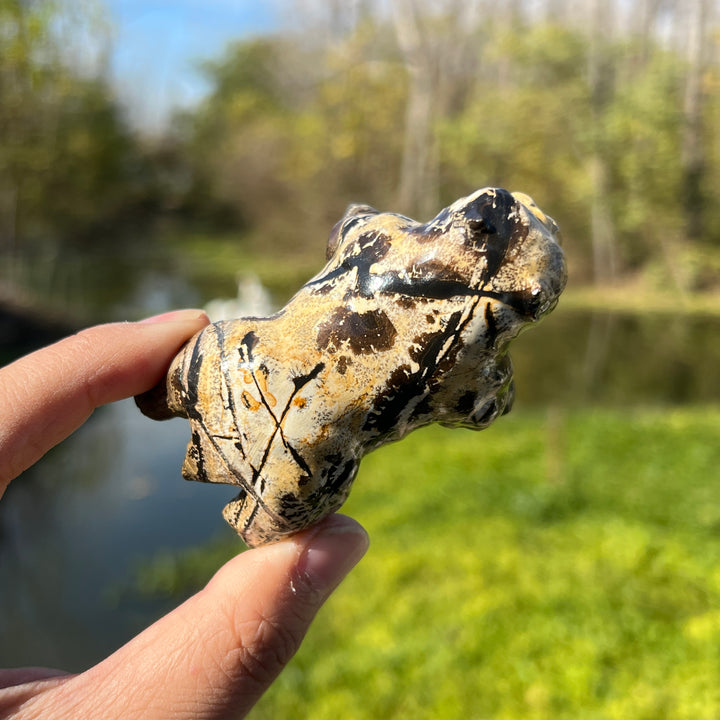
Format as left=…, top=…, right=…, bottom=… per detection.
left=0, top=309, right=369, bottom=719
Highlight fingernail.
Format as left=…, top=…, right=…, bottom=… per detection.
left=295, top=515, right=369, bottom=596
left=139, top=308, right=209, bottom=324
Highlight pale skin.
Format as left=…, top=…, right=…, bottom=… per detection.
left=0, top=308, right=369, bottom=719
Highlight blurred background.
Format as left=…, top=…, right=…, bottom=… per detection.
left=1, top=0, right=720, bottom=717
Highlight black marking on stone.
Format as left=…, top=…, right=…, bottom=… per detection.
left=311, top=282, right=335, bottom=296
left=329, top=204, right=386, bottom=258
left=184, top=325, right=285, bottom=527
left=215, top=323, right=247, bottom=465
left=317, top=308, right=397, bottom=355
left=502, top=380, right=515, bottom=415
left=278, top=491, right=303, bottom=517
left=292, top=362, right=326, bottom=391
left=225, top=488, right=247, bottom=525
left=307, top=231, right=392, bottom=299
left=470, top=189, right=528, bottom=289
left=287, top=442, right=312, bottom=477
left=409, top=313, right=461, bottom=370
left=363, top=295, right=483, bottom=439
left=408, top=393, right=434, bottom=422
left=490, top=290, right=543, bottom=318
left=240, top=393, right=255, bottom=409
left=191, top=417, right=288, bottom=530
left=188, top=430, right=209, bottom=482
left=246, top=359, right=324, bottom=493
left=456, top=390, right=477, bottom=416
left=336, top=355, right=351, bottom=375
left=234, top=440, right=246, bottom=459
left=474, top=400, right=498, bottom=425
left=330, top=459, right=357, bottom=494
left=395, top=295, right=416, bottom=310
left=468, top=216, right=498, bottom=235
left=184, top=333, right=204, bottom=419
left=250, top=411, right=280, bottom=488
left=413, top=208, right=452, bottom=239
left=331, top=267, right=537, bottom=317
left=239, top=330, right=258, bottom=362
left=372, top=314, right=464, bottom=434
left=389, top=279, right=539, bottom=318
left=251, top=440, right=274, bottom=489
left=177, top=335, right=284, bottom=526
left=484, top=301, right=498, bottom=347
left=183, top=327, right=247, bottom=489
left=362, top=363, right=420, bottom=437
left=321, top=452, right=344, bottom=478
left=311, top=457, right=358, bottom=505
left=307, top=198, right=540, bottom=316
left=305, top=264, right=347, bottom=289
left=242, top=494, right=262, bottom=532
left=341, top=215, right=367, bottom=235
left=380, top=274, right=472, bottom=300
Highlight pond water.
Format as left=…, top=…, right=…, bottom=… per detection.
left=1, top=270, right=719, bottom=671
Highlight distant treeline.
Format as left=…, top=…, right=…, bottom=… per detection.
left=2, top=0, right=719, bottom=292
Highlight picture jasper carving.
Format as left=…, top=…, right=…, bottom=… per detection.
left=136, top=188, right=567, bottom=547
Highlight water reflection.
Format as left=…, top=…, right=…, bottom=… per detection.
left=511, top=309, right=720, bottom=406
left=0, top=398, right=238, bottom=671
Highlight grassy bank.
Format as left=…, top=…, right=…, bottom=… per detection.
left=138, top=406, right=720, bottom=719
left=561, top=284, right=720, bottom=318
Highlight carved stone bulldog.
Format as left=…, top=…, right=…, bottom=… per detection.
left=136, top=187, right=567, bottom=546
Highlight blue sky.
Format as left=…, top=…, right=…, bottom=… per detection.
left=105, top=0, right=279, bottom=131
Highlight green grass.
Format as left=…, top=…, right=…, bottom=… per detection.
left=139, top=406, right=720, bottom=719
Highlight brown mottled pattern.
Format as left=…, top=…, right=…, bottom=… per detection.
left=136, top=187, right=567, bottom=547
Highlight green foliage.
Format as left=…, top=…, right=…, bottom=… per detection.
left=183, top=28, right=407, bottom=254
left=176, top=17, right=720, bottom=287
left=135, top=406, right=720, bottom=719
left=133, top=534, right=238, bottom=599
left=0, top=0, right=145, bottom=247
left=438, top=23, right=693, bottom=279
left=438, top=24, right=591, bottom=240
left=4, top=3, right=720, bottom=302
left=254, top=408, right=720, bottom=719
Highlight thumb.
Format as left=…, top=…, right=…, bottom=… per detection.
left=48, top=514, right=368, bottom=720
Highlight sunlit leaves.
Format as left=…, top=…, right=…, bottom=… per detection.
left=183, top=14, right=719, bottom=283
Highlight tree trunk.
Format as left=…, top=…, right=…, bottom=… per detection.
left=586, top=0, right=618, bottom=284
left=681, top=0, right=708, bottom=243
left=391, top=0, right=438, bottom=219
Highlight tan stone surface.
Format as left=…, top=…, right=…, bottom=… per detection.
left=136, top=188, right=567, bottom=546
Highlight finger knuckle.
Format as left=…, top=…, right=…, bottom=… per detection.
left=224, top=613, right=304, bottom=689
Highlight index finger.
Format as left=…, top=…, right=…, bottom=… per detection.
left=0, top=309, right=209, bottom=494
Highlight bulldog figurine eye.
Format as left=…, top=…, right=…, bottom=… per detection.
left=136, top=187, right=567, bottom=547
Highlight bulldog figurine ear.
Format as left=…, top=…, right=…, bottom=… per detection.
left=136, top=188, right=567, bottom=547
left=325, top=203, right=380, bottom=260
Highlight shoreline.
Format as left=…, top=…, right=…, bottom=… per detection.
left=558, top=284, right=720, bottom=318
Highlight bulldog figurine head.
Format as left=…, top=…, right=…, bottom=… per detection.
left=136, top=188, right=567, bottom=547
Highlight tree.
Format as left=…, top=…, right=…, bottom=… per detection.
left=390, top=0, right=484, bottom=218
left=585, top=0, right=619, bottom=284
left=0, top=0, right=140, bottom=250
left=680, top=0, right=712, bottom=243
